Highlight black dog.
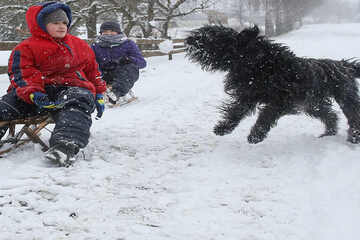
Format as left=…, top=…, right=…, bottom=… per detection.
left=185, top=25, right=360, bottom=144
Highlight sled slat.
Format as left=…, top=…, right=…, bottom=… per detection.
left=0, top=114, right=54, bottom=156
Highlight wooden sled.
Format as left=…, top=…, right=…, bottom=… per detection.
left=0, top=114, right=54, bottom=156
left=105, top=89, right=138, bottom=108
left=107, top=95, right=138, bottom=108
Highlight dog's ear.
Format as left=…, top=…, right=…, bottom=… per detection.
left=237, top=25, right=260, bottom=46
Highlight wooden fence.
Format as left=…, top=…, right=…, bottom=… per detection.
left=0, top=38, right=186, bottom=74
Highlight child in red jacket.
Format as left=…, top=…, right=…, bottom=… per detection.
left=0, top=2, right=106, bottom=166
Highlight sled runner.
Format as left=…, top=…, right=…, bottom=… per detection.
left=107, top=95, right=139, bottom=108
left=106, top=89, right=139, bottom=108
left=0, top=114, right=54, bottom=156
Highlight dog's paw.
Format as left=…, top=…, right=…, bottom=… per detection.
left=247, top=131, right=267, bottom=144
left=347, top=128, right=360, bottom=144
left=213, top=125, right=226, bottom=136
left=247, top=134, right=264, bottom=144
left=213, top=122, right=232, bottom=136
left=319, top=129, right=337, bottom=138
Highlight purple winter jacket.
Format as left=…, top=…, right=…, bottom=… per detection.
left=91, top=36, right=146, bottom=72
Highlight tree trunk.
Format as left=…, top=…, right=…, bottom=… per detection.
left=274, top=0, right=283, bottom=36
left=143, top=0, right=156, bottom=38
left=265, top=0, right=275, bottom=36
left=238, top=1, right=244, bottom=27
left=86, top=4, right=97, bottom=39
left=124, top=21, right=137, bottom=36
left=143, top=22, right=153, bottom=38
left=283, top=2, right=294, bottom=33
left=161, top=19, right=170, bottom=38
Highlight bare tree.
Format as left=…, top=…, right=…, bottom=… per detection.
left=0, top=0, right=116, bottom=40
left=0, top=0, right=37, bottom=40
left=205, top=10, right=228, bottom=25
left=155, top=0, right=213, bottom=38
left=0, top=0, right=213, bottom=40
left=68, top=0, right=118, bottom=39
left=264, top=0, right=275, bottom=36
left=277, top=0, right=323, bottom=35
left=118, top=0, right=214, bottom=38
left=261, top=0, right=324, bottom=36
left=139, top=0, right=158, bottom=38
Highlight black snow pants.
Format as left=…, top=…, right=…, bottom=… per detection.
left=0, top=86, right=95, bottom=149
left=102, top=63, right=139, bottom=97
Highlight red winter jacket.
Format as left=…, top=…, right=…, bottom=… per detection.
left=8, top=2, right=106, bottom=104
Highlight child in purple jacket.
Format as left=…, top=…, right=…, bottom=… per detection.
left=91, top=21, right=147, bottom=104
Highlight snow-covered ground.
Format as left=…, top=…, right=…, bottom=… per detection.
left=1, top=23, right=360, bottom=240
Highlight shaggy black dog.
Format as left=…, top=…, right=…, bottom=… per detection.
left=185, top=25, right=360, bottom=144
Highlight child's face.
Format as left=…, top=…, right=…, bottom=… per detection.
left=46, top=21, right=68, bottom=39
left=101, top=30, right=118, bottom=35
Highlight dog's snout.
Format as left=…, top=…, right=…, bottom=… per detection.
left=185, top=36, right=195, bottom=46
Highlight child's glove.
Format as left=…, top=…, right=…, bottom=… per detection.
left=30, top=92, right=60, bottom=109
left=116, top=56, right=132, bottom=65
left=95, top=93, right=105, bottom=119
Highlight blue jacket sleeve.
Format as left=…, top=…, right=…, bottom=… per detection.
left=127, top=40, right=147, bottom=69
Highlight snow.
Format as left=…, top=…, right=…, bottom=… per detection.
left=1, top=23, right=360, bottom=239
left=158, top=39, right=174, bottom=54
left=0, top=51, right=11, bottom=66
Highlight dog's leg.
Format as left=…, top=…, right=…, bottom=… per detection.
left=334, top=89, right=360, bottom=143
left=214, top=102, right=256, bottom=136
left=305, top=99, right=338, bottom=137
left=248, top=105, right=288, bottom=144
